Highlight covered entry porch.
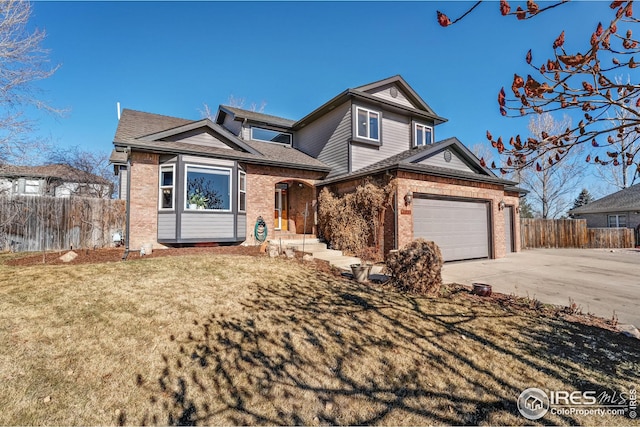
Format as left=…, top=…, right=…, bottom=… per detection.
left=272, top=180, right=316, bottom=237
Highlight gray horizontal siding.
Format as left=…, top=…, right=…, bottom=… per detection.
left=167, top=129, right=232, bottom=150
left=158, top=213, right=176, bottom=240
left=296, top=101, right=351, bottom=177
left=119, top=167, right=128, bottom=200
left=416, top=149, right=476, bottom=173
left=365, top=83, right=414, bottom=108
left=237, top=215, right=246, bottom=238
left=180, top=212, right=235, bottom=239
left=351, top=110, right=410, bottom=172
left=223, top=114, right=242, bottom=136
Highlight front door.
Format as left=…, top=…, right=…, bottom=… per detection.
left=274, top=185, right=288, bottom=231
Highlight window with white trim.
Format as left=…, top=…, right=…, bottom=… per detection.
left=159, top=165, right=175, bottom=210
left=356, top=107, right=380, bottom=141
left=185, top=165, right=231, bottom=211
left=414, top=123, right=433, bottom=146
left=608, top=214, right=627, bottom=228
left=238, top=170, right=246, bottom=212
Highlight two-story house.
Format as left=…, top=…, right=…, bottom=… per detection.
left=110, top=75, right=521, bottom=261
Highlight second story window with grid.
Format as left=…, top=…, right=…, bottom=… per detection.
left=356, top=107, right=380, bottom=142
left=414, top=123, right=433, bottom=146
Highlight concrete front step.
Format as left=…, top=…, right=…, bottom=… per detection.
left=270, top=238, right=366, bottom=271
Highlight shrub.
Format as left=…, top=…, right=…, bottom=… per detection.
left=385, top=239, right=443, bottom=295
left=317, top=178, right=396, bottom=261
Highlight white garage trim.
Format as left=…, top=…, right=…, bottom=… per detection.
left=413, top=196, right=492, bottom=262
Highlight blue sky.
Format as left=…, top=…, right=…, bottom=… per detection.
left=27, top=1, right=612, bottom=189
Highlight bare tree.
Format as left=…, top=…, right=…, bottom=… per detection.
left=516, top=114, right=584, bottom=218
left=593, top=75, right=640, bottom=190
left=0, top=0, right=61, bottom=164
left=200, top=95, right=267, bottom=120
left=46, top=146, right=115, bottom=198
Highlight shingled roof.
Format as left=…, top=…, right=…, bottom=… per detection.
left=569, top=184, right=640, bottom=214
left=0, top=164, right=110, bottom=185
left=113, top=109, right=330, bottom=172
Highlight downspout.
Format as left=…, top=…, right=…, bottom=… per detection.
left=122, top=146, right=132, bottom=260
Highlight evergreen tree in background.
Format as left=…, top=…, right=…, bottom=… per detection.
left=569, top=189, right=595, bottom=217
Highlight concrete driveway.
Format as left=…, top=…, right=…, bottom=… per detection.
left=442, top=248, right=640, bottom=327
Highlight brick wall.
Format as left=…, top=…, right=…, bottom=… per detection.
left=396, top=171, right=520, bottom=259
left=244, top=164, right=324, bottom=244
left=128, top=151, right=166, bottom=250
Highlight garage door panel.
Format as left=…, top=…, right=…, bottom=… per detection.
left=413, top=198, right=490, bottom=262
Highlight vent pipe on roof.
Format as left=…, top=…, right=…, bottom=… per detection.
left=117, top=102, right=121, bottom=120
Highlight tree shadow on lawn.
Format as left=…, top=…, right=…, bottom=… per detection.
left=120, top=270, right=639, bottom=426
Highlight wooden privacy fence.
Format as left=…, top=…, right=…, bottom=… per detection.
left=0, top=195, right=126, bottom=252
left=521, top=218, right=635, bottom=249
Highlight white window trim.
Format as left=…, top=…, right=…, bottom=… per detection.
left=250, top=126, right=292, bottom=145
left=184, top=164, right=232, bottom=212
left=158, top=164, right=175, bottom=210
left=608, top=214, right=627, bottom=228
left=355, top=106, right=381, bottom=142
left=238, top=170, right=247, bottom=212
left=414, top=122, right=433, bottom=147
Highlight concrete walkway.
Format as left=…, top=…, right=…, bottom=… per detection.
left=442, top=248, right=640, bottom=327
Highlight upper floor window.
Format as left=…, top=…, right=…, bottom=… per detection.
left=250, top=127, right=292, bottom=145
left=608, top=214, right=626, bottom=228
left=356, top=107, right=380, bottom=141
left=159, top=165, right=175, bottom=210
left=414, top=123, right=433, bottom=146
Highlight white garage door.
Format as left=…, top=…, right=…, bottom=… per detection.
left=413, top=197, right=490, bottom=262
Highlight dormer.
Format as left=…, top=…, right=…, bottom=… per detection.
left=215, top=105, right=296, bottom=146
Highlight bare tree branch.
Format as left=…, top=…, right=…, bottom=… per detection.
left=0, top=0, right=62, bottom=164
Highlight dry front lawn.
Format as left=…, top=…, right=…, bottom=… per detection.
left=0, top=251, right=638, bottom=425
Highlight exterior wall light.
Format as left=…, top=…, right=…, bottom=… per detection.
left=404, top=191, right=413, bottom=206
left=499, top=200, right=506, bottom=210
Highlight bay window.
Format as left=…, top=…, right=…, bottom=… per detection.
left=185, top=165, right=231, bottom=211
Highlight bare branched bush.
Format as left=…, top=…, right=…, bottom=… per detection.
left=318, top=178, right=396, bottom=260
left=385, top=239, right=443, bottom=295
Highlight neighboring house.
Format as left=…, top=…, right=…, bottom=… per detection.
left=0, top=164, right=112, bottom=198
left=569, top=184, right=640, bottom=232
left=110, top=75, right=522, bottom=261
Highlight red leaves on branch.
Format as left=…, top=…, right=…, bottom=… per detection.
left=586, top=155, right=591, bottom=163
left=553, top=31, right=565, bottom=49
left=625, top=3, right=633, bottom=17
left=536, top=162, right=542, bottom=172
left=498, top=87, right=506, bottom=106
left=630, top=57, right=637, bottom=68
left=559, top=54, right=586, bottom=67
left=610, top=0, right=624, bottom=8
left=592, top=139, right=599, bottom=147
left=527, top=0, right=539, bottom=14
left=491, top=161, right=497, bottom=169
left=486, top=130, right=492, bottom=141
left=500, top=0, right=511, bottom=15
left=437, top=11, right=451, bottom=27
left=636, top=98, right=640, bottom=108
left=582, top=81, right=595, bottom=93
left=497, top=137, right=505, bottom=154
left=596, top=22, right=604, bottom=36
left=480, top=157, right=487, bottom=168
left=516, top=6, right=526, bottom=19
left=526, top=49, right=532, bottom=64
left=507, top=156, right=513, bottom=166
